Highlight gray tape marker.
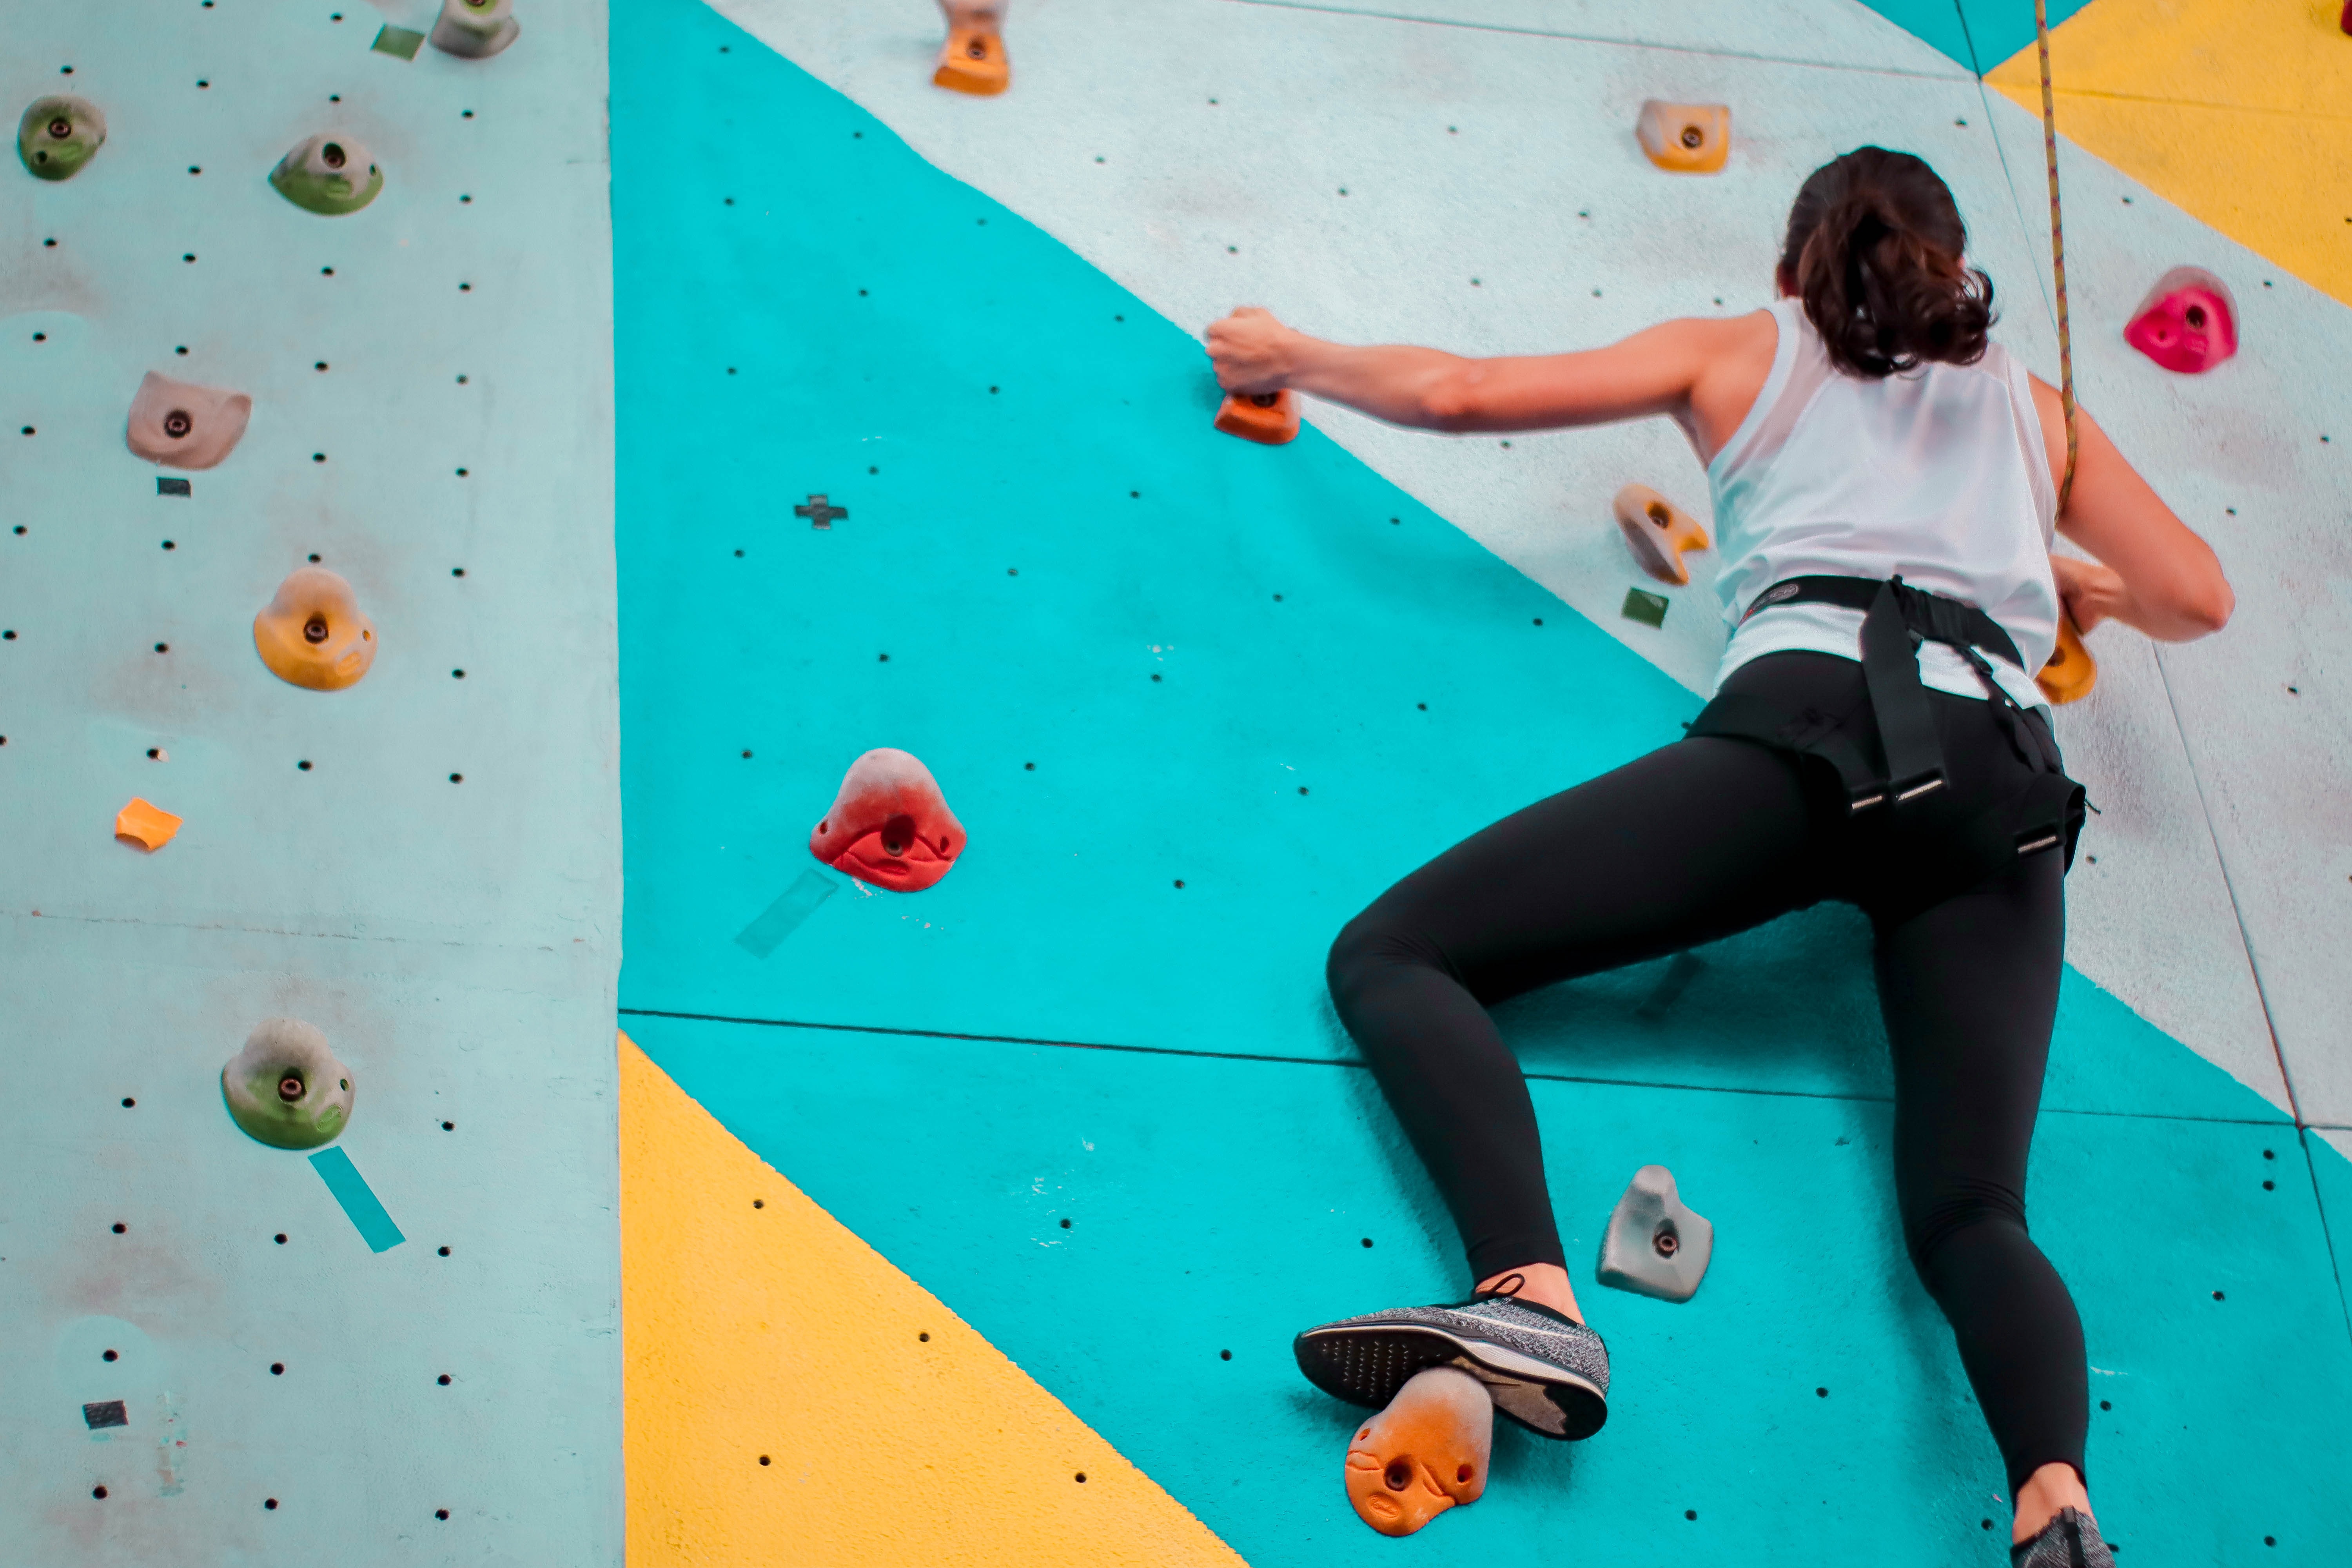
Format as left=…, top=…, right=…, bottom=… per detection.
left=82, top=1399, right=128, bottom=1429
left=735, top=869, right=839, bottom=958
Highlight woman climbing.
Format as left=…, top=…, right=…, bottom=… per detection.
left=1205, top=147, right=2232, bottom=1564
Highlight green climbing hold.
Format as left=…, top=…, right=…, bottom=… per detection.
left=18, top=95, right=105, bottom=182
left=269, top=133, right=383, bottom=216
left=221, top=1018, right=355, bottom=1151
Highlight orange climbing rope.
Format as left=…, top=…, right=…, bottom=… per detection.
left=2033, top=0, right=2079, bottom=511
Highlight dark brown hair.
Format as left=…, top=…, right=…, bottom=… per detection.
left=1778, top=147, right=1994, bottom=379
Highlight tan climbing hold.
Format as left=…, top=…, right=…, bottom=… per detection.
left=115, top=798, right=183, bottom=851
left=254, top=567, right=376, bottom=691
left=1636, top=100, right=1730, bottom=174
left=431, top=0, right=520, bottom=58
left=125, top=370, right=252, bottom=471
left=1214, top=390, right=1299, bottom=445
left=1344, top=1367, right=1491, bottom=1537
left=2036, top=616, right=2096, bottom=705
left=1613, top=483, right=1710, bottom=586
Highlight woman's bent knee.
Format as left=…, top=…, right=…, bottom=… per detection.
left=1326, top=905, right=1447, bottom=1011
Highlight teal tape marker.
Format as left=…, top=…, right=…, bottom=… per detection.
left=735, top=869, right=839, bottom=959
left=309, top=1146, right=405, bottom=1252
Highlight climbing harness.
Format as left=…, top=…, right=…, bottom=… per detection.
left=1688, top=575, right=2088, bottom=886
left=2035, top=0, right=2080, bottom=510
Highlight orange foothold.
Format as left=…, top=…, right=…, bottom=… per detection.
left=126, top=370, right=252, bottom=471
left=2036, top=616, right=2096, bottom=705
left=1214, top=389, right=1299, bottom=446
left=1345, top=1367, right=1492, bottom=1537
left=1612, top=483, right=1710, bottom=586
left=810, top=748, right=967, bottom=892
left=254, top=566, right=376, bottom=691
left=1635, top=100, right=1730, bottom=174
left=115, top=797, right=183, bottom=851
left=934, top=29, right=1009, bottom=94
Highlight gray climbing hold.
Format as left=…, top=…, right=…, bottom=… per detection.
left=431, top=0, right=520, bottom=58
left=269, top=133, right=383, bottom=216
left=221, top=1019, right=354, bottom=1150
left=18, top=94, right=105, bottom=181
left=1596, top=1165, right=1711, bottom=1302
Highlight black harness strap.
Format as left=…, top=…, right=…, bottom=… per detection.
left=1690, top=574, right=2089, bottom=878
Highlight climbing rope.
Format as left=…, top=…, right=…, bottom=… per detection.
left=2033, top=0, right=2079, bottom=511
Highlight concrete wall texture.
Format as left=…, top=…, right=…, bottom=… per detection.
left=5, top=0, right=2347, bottom=1564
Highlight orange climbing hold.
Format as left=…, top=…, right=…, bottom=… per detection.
left=1635, top=101, right=1729, bottom=174
left=254, top=566, right=377, bottom=691
left=1344, top=1368, right=1491, bottom=1537
left=1612, top=483, right=1710, bottom=586
left=935, top=29, right=1009, bottom=95
left=1214, top=390, right=1299, bottom=446
left=2036, top=616, right=2096, bottom=705
left=809, top=748, right=967, bottom=892
left=115, top=798, right=183, bottom=851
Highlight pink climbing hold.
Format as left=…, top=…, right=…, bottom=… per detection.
left=2123, top=267, right=2238, bottom=375
left=809, top=748, right=965, bottom=892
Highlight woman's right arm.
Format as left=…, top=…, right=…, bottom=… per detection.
left=2032, top=376, right=2234, bottom=639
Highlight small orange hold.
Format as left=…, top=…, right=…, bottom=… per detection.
left=1214, top=390, right=1299, bottom=446
left=934, top=28, right=1009, bottom=95
left=254, top=567, right=376, bottom=691
left=115, top=797, right=183, bottom=851
left=1635, top=100, right=1730, bottom=174
left=2036, top=616, right=2096, bottom=705
left=1612, top=483, right=1710, bottom=586
left=1345, top=1367, right=1491, bottom=1537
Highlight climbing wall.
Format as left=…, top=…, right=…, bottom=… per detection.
left=0, top=3, right=622, bottom=1563
left=612, top=0, right=2352, bottom=1563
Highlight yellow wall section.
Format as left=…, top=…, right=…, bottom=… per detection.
left=1989, top=1, right=2352, bottom=305
left=618, top=1033, right=1251, bottom=1568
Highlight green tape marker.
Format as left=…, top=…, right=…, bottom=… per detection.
left=309, top=1146, right=405, bottom=1252
left=1621, top=587, right=1670, bottom=628
left=735, top=869, right=839, bottom=958
left=372, top=25, right=426, bottom=60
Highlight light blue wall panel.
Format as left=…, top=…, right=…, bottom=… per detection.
left=0, top=3, right=621, bottom=1560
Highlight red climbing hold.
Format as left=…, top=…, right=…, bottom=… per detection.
left=809, top=748, right=965, bottom=891
left=2123, top=267, right=2237, bottom=375
left=1215, top=389, right=1299, bottom=445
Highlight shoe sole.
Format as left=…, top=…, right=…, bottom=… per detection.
left=1293, top=1322, right=1609, bottom=1441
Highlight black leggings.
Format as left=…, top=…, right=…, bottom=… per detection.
left=1327, top=652, right=2087, bottom=1495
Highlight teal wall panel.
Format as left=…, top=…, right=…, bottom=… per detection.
left=0, top=4, right=621, bottom=1561
left=628, top=1010, right=2352, bottom=1566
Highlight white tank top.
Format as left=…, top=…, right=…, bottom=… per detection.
left=1705, top=299, right=2060, bottom=711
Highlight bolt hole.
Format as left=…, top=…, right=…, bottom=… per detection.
left=103, top=1349, right=118, bottom=1362
left=303, top=616, right=329, bottom=644
left=162, top=410, right=193, bottom=439
left=1653, top=1224, right=1679, bottom=1258
left=1457, top=1463, right=1473, bottom=1483
left=1384, top=1459, right=1412, bottom=1492
left=278, top=1074, right=304, bottom=1102
left=2185, top=304, right=2207, bottom=329
left=1680, top=125, right=1703, bottom=149
left=321, top=143, right=346, bottom=169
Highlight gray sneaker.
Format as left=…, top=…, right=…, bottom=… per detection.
left=1292, top=1293, right=1610, bottom=1440
left=2010, top=1508, right=2114, bottom=1568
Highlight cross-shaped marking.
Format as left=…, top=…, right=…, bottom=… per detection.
left=795, top=493, right=848, bottom=530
